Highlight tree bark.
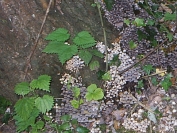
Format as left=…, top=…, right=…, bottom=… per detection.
left=0, top=0, right=119, bottom=103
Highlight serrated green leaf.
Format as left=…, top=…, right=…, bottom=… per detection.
left=58, top=44, right=78, bottom=64
left=76, top=126, right=90, bottom=133
left=89, top=49, right=104, bottom=58
left=15, top=97, right=35, bottom=120
left=35, top=95, right=54, bottom=114
left=164, top=12, right=176, bottom=21
left=70, top=100, right=80, bottom=109
left=30, top=75, right=51, bottom=92
left=167, top=33, right=173, bottom=41
left=104, top=0, right=115, bottom=11
left=129, top=40, right=137, bottom=49
left=124, top=19, right=130, bottom=26
left=35, top=121, right=44, bottom=129
left=45, top=28, right=70, bottom=42
left=143, top=64, right=154, bottom=75
left=73, top=87, right=80, bottom=98
left=15, top=82, right=30, bottom=96
left=42, top=41, right=65, bottom=54
left=133, top=18, right=146, bottom=27
left=78, top=50, right=92, bottom=65
left=73, top=31, right=96, bottom=48
left=160, top=74, right=172, bottom=91
left=60, top=115, right=71, bottom=122
left=92, top=88, right=104, bottom=100
left=89, top=60, right=100, bottom=71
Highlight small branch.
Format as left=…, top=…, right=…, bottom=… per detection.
left=23, top=0, right=53, bottom=80
left=96, top=1, right=108, bottom=72
left=142, top=70, right=167, bottom=78
left=130, top=94, right=154, bottom=113
left=118, top=38, right=168, bottom=75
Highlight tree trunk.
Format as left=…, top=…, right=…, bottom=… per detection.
left=0, top=0, right=119, bottom=103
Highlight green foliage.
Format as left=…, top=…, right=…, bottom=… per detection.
left=133, top=18, right=146, bottom=27
left=137, top=80, right=144, bottom=89
left=103, top=0, right=115, bottom=11
left=35, top=95, right=54, bottom=114
left=160, top=74, right=172, bottom=91
left=30, top=75, right=51, bottom=92
left=15, top=82, right=30, bottom=96
left=164, top=12, right=176, bottom=21
left=109, top=54, right=121, bottom=66
left=89, top=60, right=100, bottom=71
left=43, top=28, right=100, bottom=66
left=129, top=40, right=137, bottom=49
left=14, top=75, right=54, bottom=133
left=45, top=28, right=70, bottom=42
left=102, top=72, right=111, bottom=81
left=143, top=64, right=154, bottom=75
left=85, top=84, right=104, bottom=101
left=124, top=19, right=130, bottom=26
left=73, top=31, right=96, bottom=48
left=0, top=96, right=11, bottom=114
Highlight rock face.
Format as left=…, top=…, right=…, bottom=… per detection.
left=0, top=0, right=119, bottom=102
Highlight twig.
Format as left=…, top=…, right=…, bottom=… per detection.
left=130, top=94, right=154, bottom=113
left=118, top=38, right=168, bottom=75
left=142, top=70, right=167, bottom=78
left=96, top=1, right=108, bottom=72
left=23, top=0, right=53, bottom=80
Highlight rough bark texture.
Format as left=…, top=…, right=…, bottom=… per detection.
left=0, top=0, right=119, bottom=103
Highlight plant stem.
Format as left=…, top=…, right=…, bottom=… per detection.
left=96, top=2, right=108, bottom=72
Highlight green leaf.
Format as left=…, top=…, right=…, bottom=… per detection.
left=129, top=40, right=137, bottom=49
left=143, top=64, right=154, bottom=75
left=15, top=97, right=35, bottom=120
left=71, top=119, right=78, bottom=126
left=45, top=28, right=70, bottom=42
left=151, top=77, right=158, bottom=86
left=89, top=60, right=100, bottom=71
left=137, top=29, right=147, bottom=41
left=30, top=75, right=51, bottom=92
left=58, top=44, right=78, bottom=64
left=92, top=88, right=104, bottom=100
left=60, top=115, right=71, bottom=122
left=164, top=12, right=176, bottom=21
left=60, top=122, right=70, bottom=130
left=78, top=50, right=92, bottom=65
left=160, top=74, right=172, bottom=91
left=109, top=54, right=121, bottom=66
left=73, top=31, right=96, bottom=48
left=70, top=100, right=80, bottom=109
left=89, top=49, right=104, bottom=58
left=73, top=87, right=80, bottom=98
left=137, top=80, right=144, bottom=89
left=167, top=33, right=173, bottom=41
left=76, top=126, right=90, bottom=133
left=85, top=84, right=104, bottom=101
left=146, top=19, right=155, bottom=26
left=124, top=19, right=130, bottom=26
left=133, top=18, right=146, bottom=27
left=35, top=95, right=54, bottom=114
left=102, top=72, right=111, bottom=80
left=42, top=41, right=66, bottom=54
left=104, top=0, right=115, bottom=11
left=15, top=82, right=30, bottom=96
left=35, top=120, right=44, bottom=130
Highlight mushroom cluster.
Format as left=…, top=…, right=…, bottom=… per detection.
left=65, top=55, right=85, bottom=73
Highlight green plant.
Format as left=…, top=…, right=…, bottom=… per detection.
left=70, top=87, right=83, bottom=109
left=14, top=75, right=54, bottom=132
left=43, top=28, right=103, bottom=65
left=85, top=84, right=104, bottom=101
left=50, top=114, right=90, bottom=133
